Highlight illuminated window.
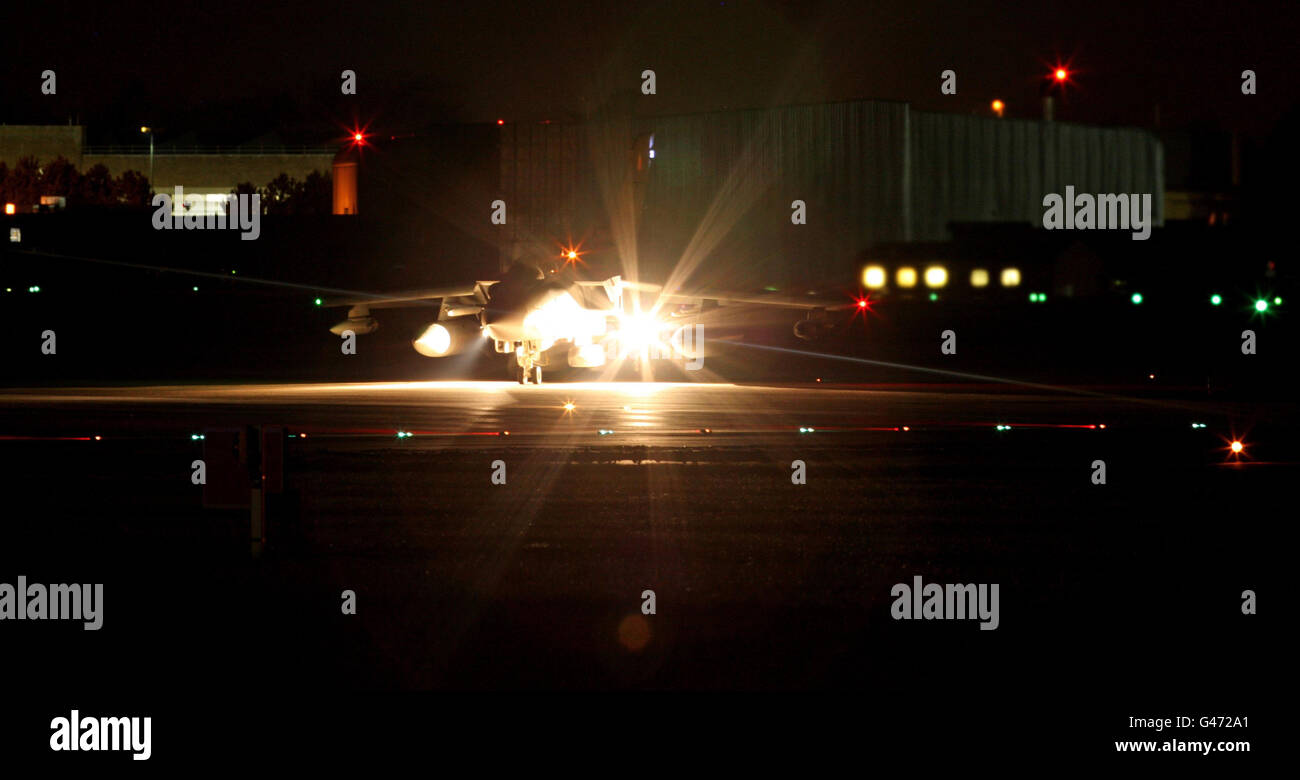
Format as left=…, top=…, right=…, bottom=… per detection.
left=924, top=266, right=948, bottom=288
left=862, top=265, right=886, bottom=289
left=1001, top=268, right=1021, bottom=287
left=970, top=268, right=989, bottom=288
left=896, top=267, right=917, bottom=288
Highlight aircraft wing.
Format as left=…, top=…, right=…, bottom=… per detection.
left=322, top=282, right=494, bottom=310
left=324, top=281, right=498, bottom=335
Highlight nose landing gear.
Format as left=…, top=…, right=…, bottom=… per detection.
left=513, top=344, right=544, bottom=385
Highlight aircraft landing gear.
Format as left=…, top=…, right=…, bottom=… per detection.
left=513, top=350, right=544, bottom=385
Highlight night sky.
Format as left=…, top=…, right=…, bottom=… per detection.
left=4, top=0, right=1297, bottom=142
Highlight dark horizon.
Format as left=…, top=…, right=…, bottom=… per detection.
left=6, top=0, right=1297, bottom=145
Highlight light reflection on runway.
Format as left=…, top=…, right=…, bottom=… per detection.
left=0, top=380, right=1278, bottom=448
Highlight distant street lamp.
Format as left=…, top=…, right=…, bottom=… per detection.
left=140, top=126, right=154, bottom=194
left=991, top=99, right=1005, bottom=118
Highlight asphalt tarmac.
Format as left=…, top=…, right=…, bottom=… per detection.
left=0, top=379, right=1289, bottom=445
left=0, top=381, right=1284, bottom=743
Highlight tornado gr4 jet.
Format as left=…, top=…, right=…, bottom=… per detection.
left=326, top=261, right=853, bottom=384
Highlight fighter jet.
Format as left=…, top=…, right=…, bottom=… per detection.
left=326, top=261, right=851, bottom=384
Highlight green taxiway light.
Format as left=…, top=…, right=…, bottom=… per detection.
left=1130, top=292, right=1143, bottom=305
left=929, top=292, right=939, bottom=301
left=1274, top=296, right=1283, bottom=306
left=314, top=297, right=323, bottom=306
left=1255, top=299, right=1268, bottom=312
left=1209, top=294, right=1222, bottom=306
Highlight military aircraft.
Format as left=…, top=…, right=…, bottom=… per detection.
left=325, top=261, right=853, bottom=384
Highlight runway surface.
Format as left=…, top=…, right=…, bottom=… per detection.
left=1, top=380, right=1288, bottom=449
left=0, top=380, right=1285, bottom=712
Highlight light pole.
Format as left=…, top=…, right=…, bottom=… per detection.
left=140, top=126, right=154, bottom=194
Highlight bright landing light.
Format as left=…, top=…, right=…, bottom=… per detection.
left=1230, top=440, right=1243, bottom=453
left=924, top=266, right=948, bottom=288
left=524, top=292, right=606, bottom=351
left=618, top=312, right=666, bottom=353
left=413, top=323, right=452, bottom=356
left=862, top=265, right=887, bottom=289
left=896, top=267, right=917, bottom=288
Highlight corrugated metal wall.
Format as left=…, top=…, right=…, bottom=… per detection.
left=499, top=101, right=1164, bottom=287
left=636, top=101, right=910, bottom=288
left=909, top=112, right=1164, bottom=240
left=497, top=122, right=592, bottom=266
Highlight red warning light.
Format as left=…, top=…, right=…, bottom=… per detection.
left=1054, top=68, right=1068, bottom=82
left=345, top=125, right=370, bottom=147
left=1230, top=440, right=1243, bottom=453
left=559, top=243, right=586, bottom=266
left=851, top=293, right=874, bottom=320
left=497, top=119, right=505, bottom=126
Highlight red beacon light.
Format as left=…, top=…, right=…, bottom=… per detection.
left=1054, top=68, right=1068, bottom=82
